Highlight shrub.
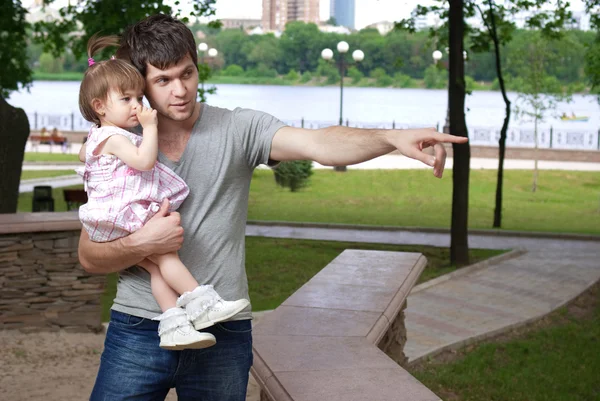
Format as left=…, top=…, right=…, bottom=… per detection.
left=376, top=74, right=394, bottom=87
left=222, top=64, right=244, bottom=77
left=273, top=160, right=313, bottom=192
left=393, top=72, right=414, bottom=88
left=369, top=67, right=387, bottom=80
left=424, top=65, right=446, bottom=89
left=348, top=66, right=364, bottom=85
left=300, top=71, right=312, bottom=83
left=285, top=69, right=300, bottom=81
left=465, top=75, right=475, bottom=93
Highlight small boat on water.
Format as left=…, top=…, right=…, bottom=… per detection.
left=560, top=115, right=589, bottom=122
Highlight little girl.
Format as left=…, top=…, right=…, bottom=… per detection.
left=77, top=35, right=249, bottom=350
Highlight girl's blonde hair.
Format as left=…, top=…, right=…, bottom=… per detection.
left=79, top=34, right=145, bottom=126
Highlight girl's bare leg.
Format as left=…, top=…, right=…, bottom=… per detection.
left=149, top=252, right=199, bottom=295
left=137, top=258, right=179, bottom=312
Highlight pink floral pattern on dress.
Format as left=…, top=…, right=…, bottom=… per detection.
left=78, top=126, right=189, bottom=242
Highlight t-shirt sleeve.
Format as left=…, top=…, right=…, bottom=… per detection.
left=232, top=107, right=286, bottom=168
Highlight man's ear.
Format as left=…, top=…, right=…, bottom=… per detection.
left=91, top=98, right=105, bottom=116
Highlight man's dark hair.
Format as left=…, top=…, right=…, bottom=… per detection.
left=117, top=14, right=198, bottom=77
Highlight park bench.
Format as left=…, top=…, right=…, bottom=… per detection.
left=252, top=249, right=441, bottom=401
left=63, top=189, right=88, bottom=210
left=29, top=134, right=67, bottom=144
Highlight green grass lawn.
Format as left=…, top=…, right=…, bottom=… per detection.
left=17, top=184, right=82, bottom=212
left=33, top=71, right=84, bottom=81
left=24, top=152, right=80, bottom=162
left=101, top=237, right=504, bottom=321
left=248, top=169, right=600, bottom=235
left=21, top=170, right=76, bottom=180
left=17, top=169, right=600, bottom=234
left=409, top=284, right=600, bottom=401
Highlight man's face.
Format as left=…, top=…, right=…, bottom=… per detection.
left=144, top=54, right=198, bottom=122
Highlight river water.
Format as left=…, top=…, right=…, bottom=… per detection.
left=7, top=81, right=599, bottom=149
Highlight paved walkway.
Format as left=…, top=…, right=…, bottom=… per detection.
left=22, top=153, right=600, bottom=173
left=18, top=152, right=600, bottom=193
left=246, top=224, right=600, bottom=364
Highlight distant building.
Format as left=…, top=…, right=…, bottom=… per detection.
left=26, top=0, right=61, bottom=23
left=319, top=25, right=351, bottom=35
left=365, top=21, right=395, bottom=35
left=221, top=18, right=262, bottom=30
left=411, top=9, right=443, bottom=31
left=512, top=10, right=590, bottom=31
left=566, top=11, right=591, bottom=30
left=330, top=0, right=355, bottom=29
left=262, top=0, right=320, bottom=32
left=287, top=0, right=320, bottom=24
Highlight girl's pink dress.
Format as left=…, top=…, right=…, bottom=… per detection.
left=78, top=126, right=189, bottom=242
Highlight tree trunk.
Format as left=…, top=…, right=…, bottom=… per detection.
left=449, top=0, right=470, bottom=266
left=0, top=96, right=29, bottom=214
left=489, top=0, right=511, bottom=228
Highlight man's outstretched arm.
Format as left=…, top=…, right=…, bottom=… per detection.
left=270, top=126, right=467, bottom=178
left=78, top=199, right=184, bottom=274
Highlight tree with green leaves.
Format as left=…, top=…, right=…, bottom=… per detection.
left=278, top=22, right=324, bottom=73
left=0, top=0, right=32, bottom=214
left=583, top=1, right=600, bottom=104
left=467, top=0, right=572, bottom=227
left=0, top=0, right=218, bottom=213
left=397, top=0, right=577, bottom=264
left=512, top=33, right=571, bottom=192
left=397, top=0, right=471, bottom=265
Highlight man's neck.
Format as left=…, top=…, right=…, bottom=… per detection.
left=156, top=102, right=202, bottom=161
left=157, top=102, right=202, bottom=141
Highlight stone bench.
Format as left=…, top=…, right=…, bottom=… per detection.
left=0, top=212, right=103, bottom=333
left=251, top=249, right=441, bottom=401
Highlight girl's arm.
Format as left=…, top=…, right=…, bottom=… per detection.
left=78, top=199, right=185, bottom=274
left=78, top=142, right=87, bottom=162
left=103, top=106, right=159, bottom=171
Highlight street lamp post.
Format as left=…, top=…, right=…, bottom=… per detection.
left=321, top=41, right=364, bottom=126
left=322, top=42, right=364, bottom=172
left=198, top=43, right=218, bottom=92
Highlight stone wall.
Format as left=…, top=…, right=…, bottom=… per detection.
left=377, top=300, right=408, bottom=367
left=0, top=213, right=103, bottom=333
left=252, top=250, right=436, bottom=401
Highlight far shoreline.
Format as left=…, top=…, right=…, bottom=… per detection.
left=31, top=72, right=594, bottom=96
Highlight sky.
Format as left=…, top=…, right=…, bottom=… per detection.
left=24, top=0, right=589, bottom=31
left=210, top=0, right=588, bottom=29
left=212, top=0, right=421, bottom=30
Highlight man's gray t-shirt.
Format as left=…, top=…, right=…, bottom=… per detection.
left=111, top=104, right=286, bottom=320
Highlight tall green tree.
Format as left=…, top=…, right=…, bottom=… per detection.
left=584, top=1, right=600, bottom=103
left=448, top=0, right=471, bottom=266
left=0, top=0, right=31, bottom=214
left=0, top=0, right=217, bottom=214
left=512, top=33, right=570, bottom=192
left=397, top=0, right=577, bottom=261
left=278, top=22, right=324, bottom=73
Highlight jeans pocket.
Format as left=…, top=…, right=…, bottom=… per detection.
left=216, top=320, right=252, bottom=334
left=109, top=311, right=148, bottom=328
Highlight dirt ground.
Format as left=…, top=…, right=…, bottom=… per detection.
left=0, top=325, right=261, bottom=401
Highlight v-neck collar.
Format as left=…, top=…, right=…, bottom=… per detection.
left=158, top=103, right=206, bottom=168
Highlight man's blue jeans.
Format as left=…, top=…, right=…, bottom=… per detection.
left=90, top=310, right=253, bottom=401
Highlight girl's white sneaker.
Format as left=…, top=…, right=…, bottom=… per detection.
left=177, top=285, right=250, bottom=331
left=153, top=307, right=216, bottom=350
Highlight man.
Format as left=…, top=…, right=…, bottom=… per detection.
left=80, top=14, right=467, bottom=401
